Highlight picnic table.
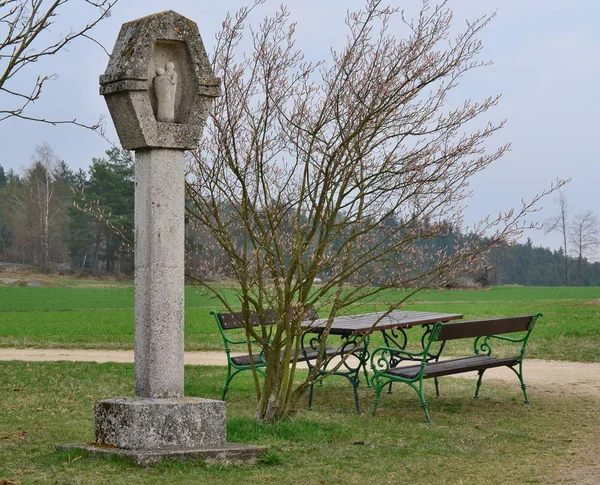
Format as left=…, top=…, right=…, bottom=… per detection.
left=301, top=310, right=463, bottom=412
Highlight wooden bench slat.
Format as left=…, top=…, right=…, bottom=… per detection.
left=387, top=355, right=520, bottom=379
left=230, top=354, right=264, bottom=367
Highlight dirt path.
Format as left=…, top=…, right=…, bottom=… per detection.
left=2, top=348, right=600, bottom=398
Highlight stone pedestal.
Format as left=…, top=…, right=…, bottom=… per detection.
left=62, top=397, right=265, bottom=466
left=63, top=398, right=266, bottom=467
left=94, top=398, right=226, bottom=449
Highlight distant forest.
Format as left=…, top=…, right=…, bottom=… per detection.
left=1, top=146, right=599, bottom=286
left=487, top=240, right=600, bottom=286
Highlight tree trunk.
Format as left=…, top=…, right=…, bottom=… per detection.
left=563, top=232, right=569, bottom=286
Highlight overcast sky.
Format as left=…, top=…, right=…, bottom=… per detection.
left=1, top=0, right=598, bottom=255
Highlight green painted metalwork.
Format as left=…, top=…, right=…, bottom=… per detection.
left=303, top=332, right=369, bottom=413
left=371, top=321, right=443, bottom=422
left=210, top=310, right=267, bottom=400
left=381, top=323, right=446, bottom=397
left=472, top=312, right=543, bottom=404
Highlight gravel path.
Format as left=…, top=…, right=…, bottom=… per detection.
left=2, top=348, right=599, bottom=397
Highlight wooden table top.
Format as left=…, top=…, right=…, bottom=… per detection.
left=302, top=310, right=464, bottom=336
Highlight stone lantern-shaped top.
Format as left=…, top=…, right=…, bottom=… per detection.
left=99, top=10, right=220, bottom=150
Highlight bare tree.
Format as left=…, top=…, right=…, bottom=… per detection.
left=7, top=143, right=65, bottom=270
left=569, top=211, right=599, bottom=286
left=545, top=192, right=570, bottom=285
left=0, top=0, right=118, bottom=128
left=186, top=0, right=565, bottom=422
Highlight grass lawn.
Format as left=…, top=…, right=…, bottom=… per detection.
left=1, top=360, right=598, bottom=484
left=1, top=281, right=598, bottom=483
left=1, top=284, right=598, bottom=361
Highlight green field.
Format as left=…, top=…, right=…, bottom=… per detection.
left=0, top=284, right=598, bottom=361
left=1, top=282, right=599, bottom=483
left=1, top=360, right=597, bottom=484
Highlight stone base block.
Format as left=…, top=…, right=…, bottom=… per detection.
left=60, top=442, right=267, bottom=467
left=64, top=396, right=268, bottom=466
left=95, top=397, right=225, bottom=449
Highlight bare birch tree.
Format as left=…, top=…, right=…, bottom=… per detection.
left=569, top=210, right=599, bottom=286
left=7, top=142, right=65, bottom=270
left=0, top=0, right=118, bottom=127
left=186, top=0, right=565, bottom=421
left=545, top=192, right=570, bottom=285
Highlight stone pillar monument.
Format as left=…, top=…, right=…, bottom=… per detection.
left=64, top=11, right=265, bottom=466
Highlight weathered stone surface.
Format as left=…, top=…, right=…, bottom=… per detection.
left=94, top=398, right=226, bottom=450
left=99, top=10, right=220, bottom=150
left=134, top=149, right=185, bottom=398
left=60, top=442, right=268, bottom=467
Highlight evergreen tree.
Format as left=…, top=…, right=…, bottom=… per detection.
left=70, top=148, right=134, bottom=274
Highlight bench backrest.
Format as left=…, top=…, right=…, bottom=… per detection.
left=215, top=310, right=278, bottom=330
left=437, top=314, right=538, bottom=341
left=214, top=306, right=318, bottom=331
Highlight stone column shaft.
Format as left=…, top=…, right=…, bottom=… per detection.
left=134, top=148, right=185, bottom=398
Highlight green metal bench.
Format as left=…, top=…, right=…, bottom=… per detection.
left=370, top=313, right=543, bottom=422
left=211, top=309, right=275, bottom=400
left=211, top=308, right=366, bottom=411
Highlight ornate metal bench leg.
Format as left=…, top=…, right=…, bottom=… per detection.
left=352, top=378, right=361, bottom=414
left=507, top=365, right=531, bottom=404
left=307, top=382, right=315, bottom=410
left=434, top=377, right=440, bottom=398
left=515, top=366, right=530, bottom=403
left=416, top=385, right=431, bottom=422
left=362, top=362, right=371, bottom=388
left=474, top=369, right=485, bottom=399
left=518, top=366, right=531, bottom=404
left=387, top=382, right=393, bottom=394
left=422, top=400, right=431, bottom=423
left=372, top=385, right=383, bottom=416
left=222, top=368, right=235, bottom=400
left=521, top=380, right=531, bottom=404
left=412, top=381, right=431, bottom=422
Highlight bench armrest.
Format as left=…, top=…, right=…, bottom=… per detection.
left=222, top=334, right=248, bottom=346
left=370, top=345, right=428, bottom=374
left=474, top=313, right=542, bottom=356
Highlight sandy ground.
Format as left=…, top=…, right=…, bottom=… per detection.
left=1, top=348, right=599, bottom=398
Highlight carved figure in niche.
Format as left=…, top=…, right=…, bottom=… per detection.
left=154, top=61, right=178, bottom=122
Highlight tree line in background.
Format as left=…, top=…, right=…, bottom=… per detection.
left=0, top=144, right=598, bottom=286
left=0, top=144, right=133, bottom=275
